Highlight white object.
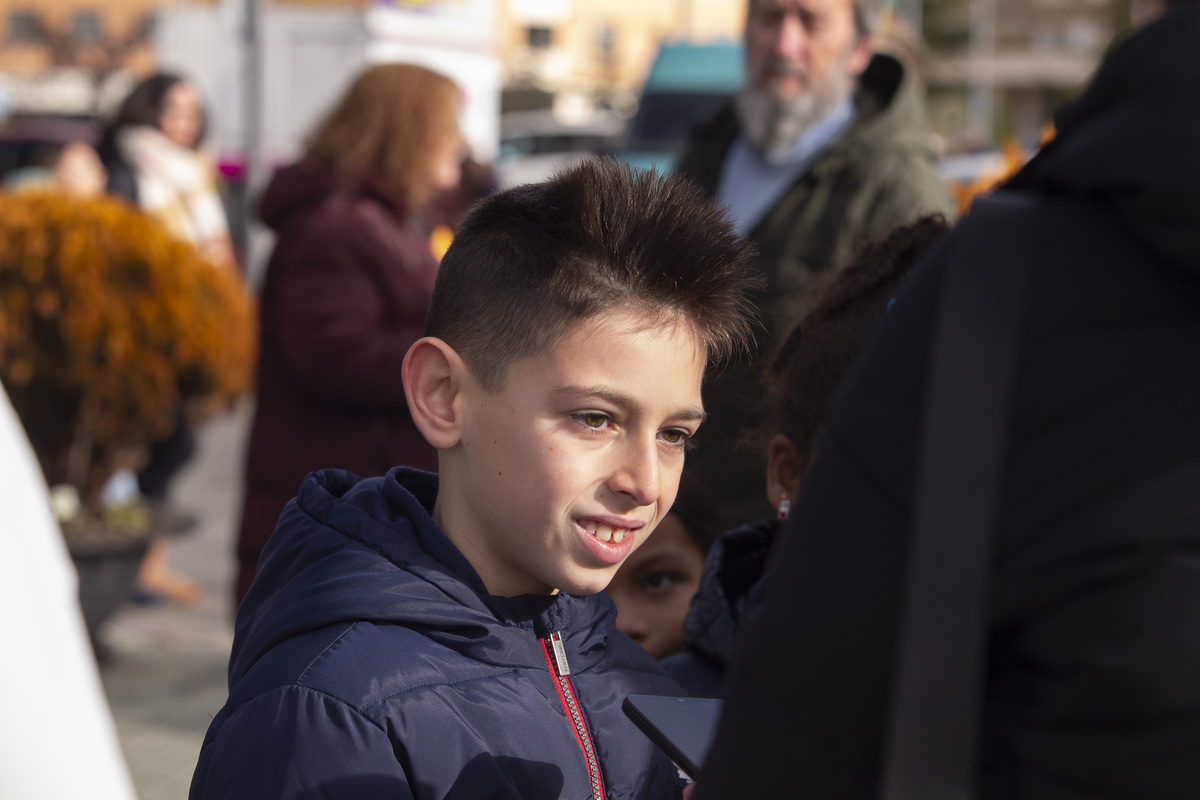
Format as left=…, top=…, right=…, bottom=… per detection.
left=0, top=387, right=136, bottom=800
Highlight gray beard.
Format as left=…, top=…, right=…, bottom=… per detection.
left=735, top=66, right=855, bottom=158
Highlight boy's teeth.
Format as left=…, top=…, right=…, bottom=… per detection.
left=581, top=520, right=630, bottom=543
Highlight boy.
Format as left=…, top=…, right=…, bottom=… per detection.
left=190, top=159, right=757, bottom=799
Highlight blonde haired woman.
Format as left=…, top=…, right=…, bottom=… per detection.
left=235, top=63, right=465, bottom=603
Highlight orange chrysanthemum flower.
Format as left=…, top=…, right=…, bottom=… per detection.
left=0, top=192, right=257, bottom=505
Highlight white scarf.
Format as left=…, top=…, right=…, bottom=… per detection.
left=117, top=126, right=229, bottom=254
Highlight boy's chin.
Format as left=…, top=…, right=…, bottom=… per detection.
left=555, top=569, right=619, bottom=597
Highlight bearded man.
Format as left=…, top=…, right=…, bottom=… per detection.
left=677, top=0, right=953, bottom=526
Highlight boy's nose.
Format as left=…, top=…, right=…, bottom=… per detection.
left=608, top=437, right=660, bottom=507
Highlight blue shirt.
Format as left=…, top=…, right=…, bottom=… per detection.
left=716, top=98, right=856, bottom=237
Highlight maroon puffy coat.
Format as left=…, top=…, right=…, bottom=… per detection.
left=236, top=165, right=440, bottom=602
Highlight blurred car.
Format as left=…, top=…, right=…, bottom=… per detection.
left=616, top=40, right=744, bottom=174
left=495, top=108, right=626, bottom=189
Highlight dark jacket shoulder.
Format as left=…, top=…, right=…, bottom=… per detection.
left=699, top=10, right=1200, bottom=796
left=662, top=518, right=777, bottom=697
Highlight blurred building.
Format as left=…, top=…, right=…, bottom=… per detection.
left=0, top=0, right=166, bottom=116
left=924, top=0, right=1118, bottom=150
left=0, top=0, right=1122, bottom=155
left=497, top=0, right=746, bottom=116
left=495, top=0, right=1116, bottom=151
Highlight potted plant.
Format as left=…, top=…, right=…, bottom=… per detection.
left=0, top=190, right=255, bottom=640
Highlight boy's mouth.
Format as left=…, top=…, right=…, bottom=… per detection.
left=581, top=520, right=633, bottom=544
left=574, top=516, right=643, bottom=565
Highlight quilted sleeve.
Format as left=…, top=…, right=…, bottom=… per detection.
left=189, top=685, right=413, bottom=800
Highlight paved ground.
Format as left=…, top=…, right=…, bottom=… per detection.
left=98, top=404, right=249, bottom=800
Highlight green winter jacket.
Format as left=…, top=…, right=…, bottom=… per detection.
left=676, top=53, right=953, bottom=526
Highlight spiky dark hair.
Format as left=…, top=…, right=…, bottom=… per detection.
left=425, top=157, right=761, bottom=390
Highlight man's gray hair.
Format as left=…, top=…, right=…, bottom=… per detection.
left=852, top=0, right=881, bottom=37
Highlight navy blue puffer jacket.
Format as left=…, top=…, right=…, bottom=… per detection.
left=190, top=468, right=685, bottom=799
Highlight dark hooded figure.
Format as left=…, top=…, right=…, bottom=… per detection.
left=698, top=3, right=1200, bottom=798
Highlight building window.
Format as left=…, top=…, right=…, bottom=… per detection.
left=8, top=11, right=39, bottom=43
left=72, top=12, right=101, bottom=42
left=527, top=26, right=552, bottom=49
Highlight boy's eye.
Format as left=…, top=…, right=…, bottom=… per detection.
left=659, top=428, right=691, bottom=447
left=574, top=412, right=611, bottom=431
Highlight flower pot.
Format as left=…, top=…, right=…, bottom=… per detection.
left=67, top=532, right=151, bottom=645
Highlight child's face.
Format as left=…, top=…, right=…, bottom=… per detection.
left=607, top=512, right=707, bottom=659
left=437, top=308, right=706, bottom=597
left=52, top=143, right=106, bottom=197
left=160, top=82, right=202, bottom=149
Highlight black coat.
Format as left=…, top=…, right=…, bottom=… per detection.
left=97, top=132, right=139, bottom=204
left=660, top=518, right=775, bottom=699
left=698, top=7, right=1200, bottom=798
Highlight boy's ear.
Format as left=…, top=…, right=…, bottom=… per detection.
left=402, top=337, right=467, bottom=450
left=765, top=434, right=805, bottom=511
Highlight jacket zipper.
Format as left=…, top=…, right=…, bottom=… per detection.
left=541, top=631, right=605, bottom=799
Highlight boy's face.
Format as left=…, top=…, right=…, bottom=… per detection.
left=436, top=308, right=707, bottom=597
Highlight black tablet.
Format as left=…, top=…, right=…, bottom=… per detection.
left=622, top=694, right=723, bottom=779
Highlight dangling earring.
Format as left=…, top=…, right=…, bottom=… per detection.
left=777, top=495, right=791, bottom=521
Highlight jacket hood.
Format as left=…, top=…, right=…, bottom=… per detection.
left=1006, top=3, right=1200, bottom=275
left=230, top=468, right=616, bottom=686
left=815, top=53, right=934, bottom=169
left=257, top=164, right=404, bottom=232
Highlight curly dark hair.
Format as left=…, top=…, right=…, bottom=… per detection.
left=767, top=215, right=949, bottom=474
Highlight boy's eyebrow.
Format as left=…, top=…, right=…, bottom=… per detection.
left=552, top=384, right=707, bottom=423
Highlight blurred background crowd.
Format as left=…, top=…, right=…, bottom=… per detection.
left=0, top=0, right=1157, bottom=797
left=0, top=0, right=1132, bottom=251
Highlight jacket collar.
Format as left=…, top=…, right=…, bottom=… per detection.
left=232, top=467, right=618, bottom=683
